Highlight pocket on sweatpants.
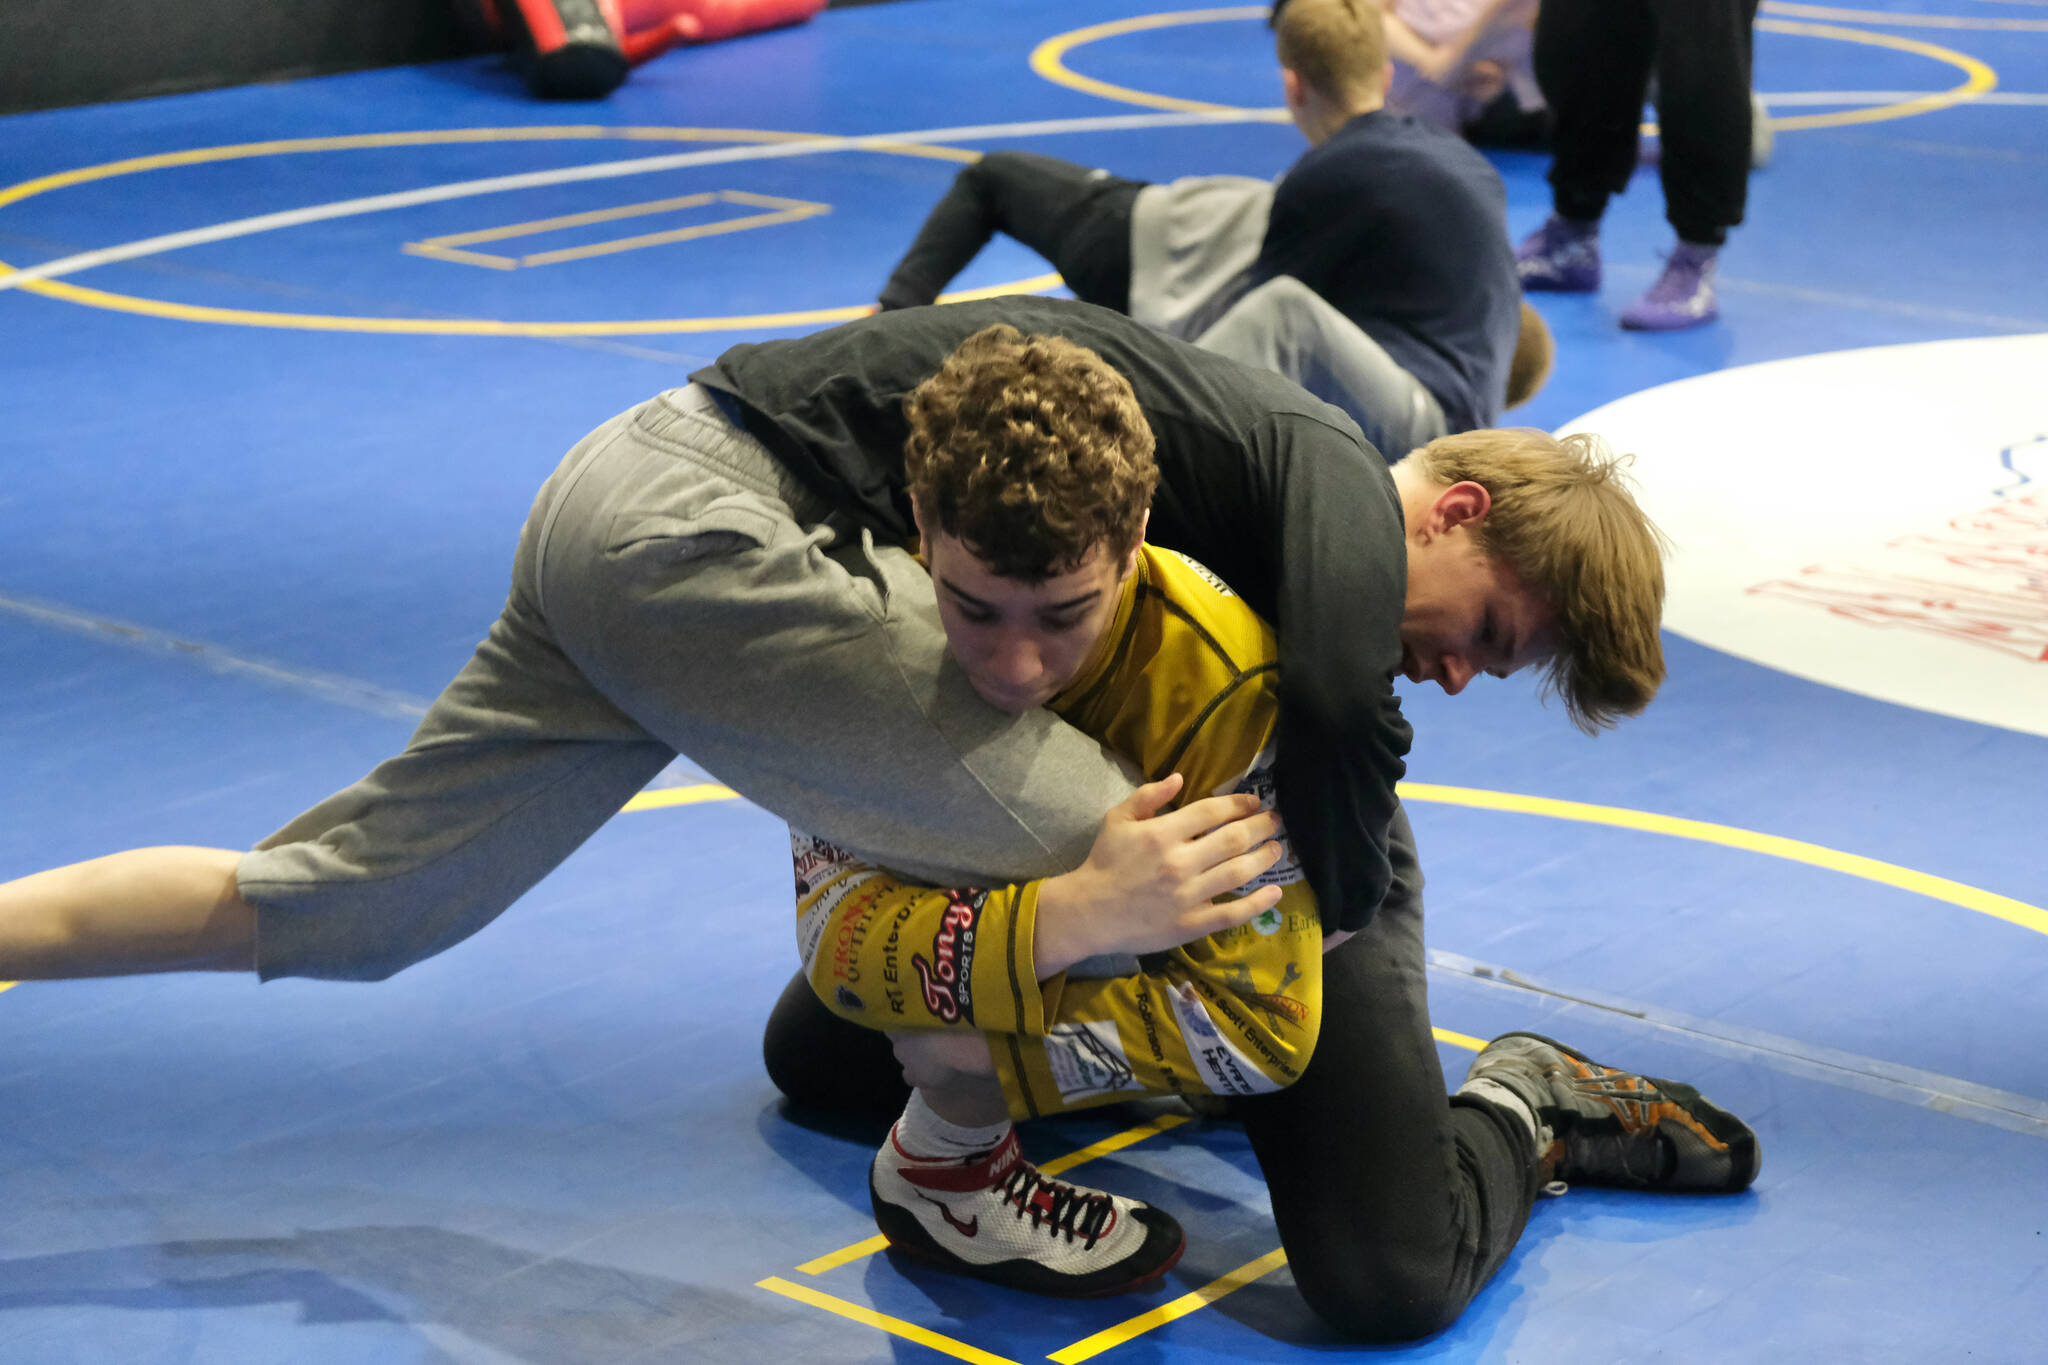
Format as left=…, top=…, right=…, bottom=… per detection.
left=829, top=527, right=923, bottom=625
left=609, top=493, right=783, bottom=567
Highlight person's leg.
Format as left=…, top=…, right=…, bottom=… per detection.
left=1518, top=0, right=1658, bottom=290
left=535, top=387, right=1139, bottom=893
left=1615, top=0, right=1761, bottom=330
left=1230, top=805, right=1541, bottom=1342
left=1190, top=276, right=1448, bottom=463
left=765, top=968, right=910, bottom=1117
left=4, top=387, right=1138, bottom=985
left=763, top=982, right=1186, bottom=1294
left=1648, top=0, right=1760, bottom=249
left=1534, top=0, right=1657, bottom=223
left=877, top=152, right=1147, bottom=313
left=0, top=407, right=681, bottom=983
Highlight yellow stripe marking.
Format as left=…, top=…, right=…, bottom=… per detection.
left=1396, top=782, right=2048, bottom=939
left=1030, top=8, right=1275, bottom=114
left=1029, top=8, right=1998, bottom=137
left=515, top=204, right=829, bottom=267
left=795, top=1234, right=890, bottom=1276
left=1753, top=19, right=1997, bottom=130
left=795, top=1112, right=1192, bottom=1275
left=1432, top=1026, right=1487, bottom=1053
left=756, top=1277, right=1026, bottom=1365
left=617, top=779, right=2044, bottom=940
left=3, top=275, right=1060, bottom=335
left=0, top=125, right=1033, bottom=334
left=620, top=783, right=740, bottom=811
left=1036, top=1110, right=1189, bottom=1178
left=1762, top=1, right=2048, bottom=31
left=0, top=125, right=966, bottom=214
left=404, top=189, right=833, bottom=270
left=401, top=245, right=519, bottom=271
left=1048, top=1246, right=1291, bottom=1364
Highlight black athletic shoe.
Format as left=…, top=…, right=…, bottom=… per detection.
left=1465, top=1032, right=1761, bottom=1193
left=869, top=1125, right=1186, bottom=1297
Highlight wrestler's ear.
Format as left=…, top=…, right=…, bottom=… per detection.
left=1280, top=66, right=1300, bottom=108
left=1429, top=481, right=1492, bottom=536
left=1121, top=510, right=1150, bottom=579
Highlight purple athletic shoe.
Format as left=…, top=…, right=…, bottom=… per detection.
left=1620, top=243, right=1720, bottom=331
left=1515, top=214, right=1601, bottom=292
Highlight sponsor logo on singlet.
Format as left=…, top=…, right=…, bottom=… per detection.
left=790, top=831, right=864, bottom=896
left=1169, top=981, right=1275, bottom=1096
left=1225, top=745, right=1304, bottom=890
left=1043, top=1020, right=1143, bottom=1104
left=1161, top=548, right=1238, bottom=599
left=911, top=890, right=984, bottom=1023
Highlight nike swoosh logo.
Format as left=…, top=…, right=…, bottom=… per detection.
left=918, top=1191, right=978, bottom=1237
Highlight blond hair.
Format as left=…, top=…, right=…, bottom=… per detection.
left=1270, top=0, right=1389, bottom=107
left=1505, top=299, right=1555, bottom=410
left=1401, top=428, right=1668, bottom=731
left=904, top=324, right=1158, bottom=580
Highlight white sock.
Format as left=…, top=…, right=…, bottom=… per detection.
left=895, top=1088, right=1011, bottom=1160
left=1459, top=1077, right=1542, bottom=1147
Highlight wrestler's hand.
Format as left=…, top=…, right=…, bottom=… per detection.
left=1033, top=773, right=1285, bottom=977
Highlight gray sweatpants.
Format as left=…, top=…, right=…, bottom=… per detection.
left=240, top=385, right=1138, bottom=981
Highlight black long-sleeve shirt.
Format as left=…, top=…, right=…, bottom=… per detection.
left=692, top=296, right=1410, bottom=934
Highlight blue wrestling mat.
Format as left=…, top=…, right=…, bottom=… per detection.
left=2, top=2, right=2045, bottom=1361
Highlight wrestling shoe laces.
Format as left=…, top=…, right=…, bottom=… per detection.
left=1465, top=1032, right=1761, bottom=1194
left=869, top=1125, right=1187, bottom=1297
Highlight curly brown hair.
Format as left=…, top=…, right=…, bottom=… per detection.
left=904, top=324, right=1158, bottom=581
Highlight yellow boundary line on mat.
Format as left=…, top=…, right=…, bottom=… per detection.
left=1029, top=7, right=1999, bottom=133
left=756, top=1277, right=1028, bottom=1365
left=644, top=771, right=2041, bottom=1356
left=0, top=125, right=1063, bottom=335
left=624, top=780, right=2048, bottom=939
left=1762, top=1, right=2048, bottom=32
left=767, top=1055, right=1494, bottom=1363
left=771, top=1108, right=1319, bottom=1362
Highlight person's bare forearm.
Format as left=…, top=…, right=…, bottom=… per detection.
left=1031, top=776, right=1283, bottom=977
left=1384, top=0, right=1526, bottom=82
left=0, top=847, right=256, bottom=978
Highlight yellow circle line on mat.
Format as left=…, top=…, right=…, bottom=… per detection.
left=1762, top=0, right=2048, bottom=31
left=1030, top=8, right=1998, bottom=134
left=1754, top=18, right=1997, bottom=129
left=623, top=780, right=2046, bottom=939
left=0, top=125, right=1060, bottom=335
left=1030, top=7, right=1279, bottom=114
left=1399, top=782, right=2047, bottom=938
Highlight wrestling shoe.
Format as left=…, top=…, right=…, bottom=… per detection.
left=1463, top=1032, right=1760, bottom=1193
left=869, top=1124, right=1186, bottom=1297
left=1515, top=214, right=1601, bottom=292
left=1620, top=242, right=1719, bottom=330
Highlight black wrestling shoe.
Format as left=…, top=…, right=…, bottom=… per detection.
left=1465, top=1032, right=1761, bottom=1193
left=869, top=1125, right=1186, bottom=1297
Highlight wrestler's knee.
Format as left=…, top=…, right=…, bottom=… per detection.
left=1288, top=1242, right=1466, bottom=1344
left=762, top=972, right=907, bottom=1116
